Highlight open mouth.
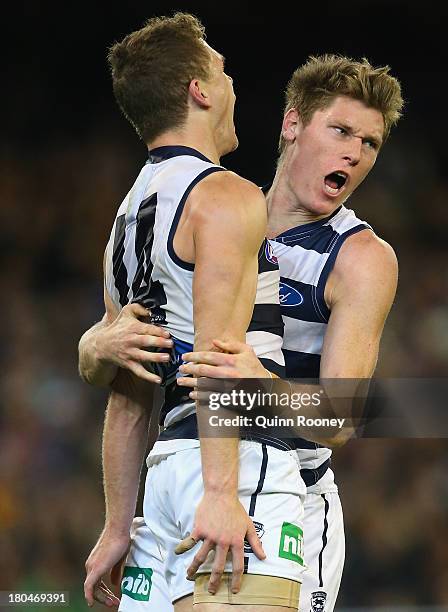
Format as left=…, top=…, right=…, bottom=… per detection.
left=324, top=171, right=348, bottom=196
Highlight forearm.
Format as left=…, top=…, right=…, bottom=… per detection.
left=103, top=373, right=151, bottom=534
left=78, top=319, right=118, bottom=387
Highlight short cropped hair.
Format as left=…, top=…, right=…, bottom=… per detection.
left=108, top=13, right=211, bottom=143
left=279, top=54, right=404, bottom=153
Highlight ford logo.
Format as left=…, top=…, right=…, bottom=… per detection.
left=279, top=282, right=303, bottom=307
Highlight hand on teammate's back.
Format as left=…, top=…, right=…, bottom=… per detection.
left=177, top=339, right=269, bottom=399
left=96, top=303, right=173, bottom=383
left=175, top=492, right=265, bottom=594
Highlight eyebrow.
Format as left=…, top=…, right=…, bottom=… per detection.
left=338, top=122, right=382, bottom=147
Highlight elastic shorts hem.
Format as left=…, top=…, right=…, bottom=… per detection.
left=172, top=586, right=194, bottom=604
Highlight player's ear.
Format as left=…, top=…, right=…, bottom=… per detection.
left=281, top=108, right=301, bottom=143
left=188, top=79, right=211, bottom=109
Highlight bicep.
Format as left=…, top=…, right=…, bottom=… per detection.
left=192, top=184, right=266, bottom=351
left=321, top=247, right=398, bottom=378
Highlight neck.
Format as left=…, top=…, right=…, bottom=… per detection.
left=148, top=125, right=222, bottom=165
left=266, top=158, right=332, bottom=238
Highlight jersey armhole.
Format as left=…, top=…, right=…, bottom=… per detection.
left=315, top=224, right=370, bottom=321
left=167, top=166, right=226, bottom=271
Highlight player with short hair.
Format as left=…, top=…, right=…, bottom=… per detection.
left=80, top=52, right=403, bottom=611
left=178, top=54, right=403, bottom=611
left=81, top=12, right=306, bottom=612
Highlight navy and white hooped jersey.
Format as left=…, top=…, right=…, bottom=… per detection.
left=104, top=145, right=284, bottom=445
left=270, top=205, right=371, bottom=470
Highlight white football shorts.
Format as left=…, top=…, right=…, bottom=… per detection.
left=143, top=440, right=306, bottom=603
left=119, top=517, right=172, bottom=611
left=120, top=466, right=344, bottom=611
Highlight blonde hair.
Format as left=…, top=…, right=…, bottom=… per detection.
left=279, top=54, right=404, bottom=153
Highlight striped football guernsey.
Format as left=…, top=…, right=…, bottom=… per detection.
left=270, top=205, right=371, bottom=471
left=104, top=146, right=284, bottom=453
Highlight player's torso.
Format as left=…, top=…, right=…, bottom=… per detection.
left=270, top=205, right=371, bottom=471
left=104, top=145, right=284, bottom=447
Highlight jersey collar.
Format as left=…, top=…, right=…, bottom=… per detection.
left=147, top=146, right=213, bottom=164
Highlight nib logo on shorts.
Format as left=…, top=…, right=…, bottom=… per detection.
left=278, top=522, right=304, bottom=565
left=121, top=566, right=153, bottom=601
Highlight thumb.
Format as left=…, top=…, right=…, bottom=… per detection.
left=175, top=529, right=200, bottom=556
left=110, top=552, right=127, bottom=587
left=245, top=522, right=266, bottom=560
left=212, top=339, right=249, bottom=354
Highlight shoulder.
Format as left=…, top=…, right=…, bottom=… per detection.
left=336, top=229, right=398, bottom=281
left=187, top=170, right=266, bottom=230
left=329, top=229, right=398, bottom=305
left=190, top=170, right=265, bottom=211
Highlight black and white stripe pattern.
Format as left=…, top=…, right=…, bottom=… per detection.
left=104, top=146, right=284, bottom=435
left=270, top=205, right=371, bottom=465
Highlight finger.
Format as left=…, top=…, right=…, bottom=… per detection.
left=230, top=543, right=244, bottom=594
left=181, top=351, right=228, bottom=366
left=135, top=322, right=171, bottom=338
left=84, top=572, right=98, bottom=607
left=134, top=349, right=171, bottom=363
left=94, top=582, right=120, bottom=607
left=176, top=376, right=198, bottom=388
left=140, top=335, right=173, bottom=349
left=128, top=363, right=162, bottom=384
left=208, top=545, right=228, bottom=594
left=212, top=339, right=249, bottom=354
left=186, top=540, right=213, bottom=580
left=110, top=551, right=128, bottom=587
left=124, top=303, right=150, bottom=319
left=189, top=390, right=198, bottom=401
left=110, top=561, right=123, bottom=587
left=180, top=363, right=230, bottom=378
left=245, top=524, right=266, bottom=560
left=175, top=535, right=198, bottom=555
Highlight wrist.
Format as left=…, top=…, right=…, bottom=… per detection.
left=203, top=481, right=238, bottom=497
left=103, top=521, right=133, bottom=538
left=94, top=328, right=109, bottom=364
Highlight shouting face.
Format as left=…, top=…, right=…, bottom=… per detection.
left=281, top=95, right=384, bottom=216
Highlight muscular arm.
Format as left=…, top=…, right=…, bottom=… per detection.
left=186, top=171, right=267, bottom=591
left=82, top=287, right=161, bottom=604
left=321, top=231, right=398, bottom=377
left=313, top=231, right=398, bottom=444
left=178, top=230, right=398, bottom=448
left=84, top=373, right=153, bottom=607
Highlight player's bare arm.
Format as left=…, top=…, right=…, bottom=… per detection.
left=315, top=230, right=398, bottom=445
left=321, top=230, right=398, bottom=378
left=84, top=372, right=154, bottom=608
left=81, top=285, right=159, bottom=606
left=180, top=171, right=267, bottom=595
left=178, top=230, right=398, bottom=447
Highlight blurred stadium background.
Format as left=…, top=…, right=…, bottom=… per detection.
left=1, top=1, right=447, bottom=610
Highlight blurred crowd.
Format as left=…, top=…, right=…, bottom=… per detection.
left=1, top=123, right=447, bottom=610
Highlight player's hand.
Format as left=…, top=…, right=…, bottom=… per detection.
left=175, top=492, right=265, bottom=595
left=84, top=530, right=130, bottom=608
left=177, top=339, right=269, bottom=399
left=95, top=303, right=173, bottom=383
